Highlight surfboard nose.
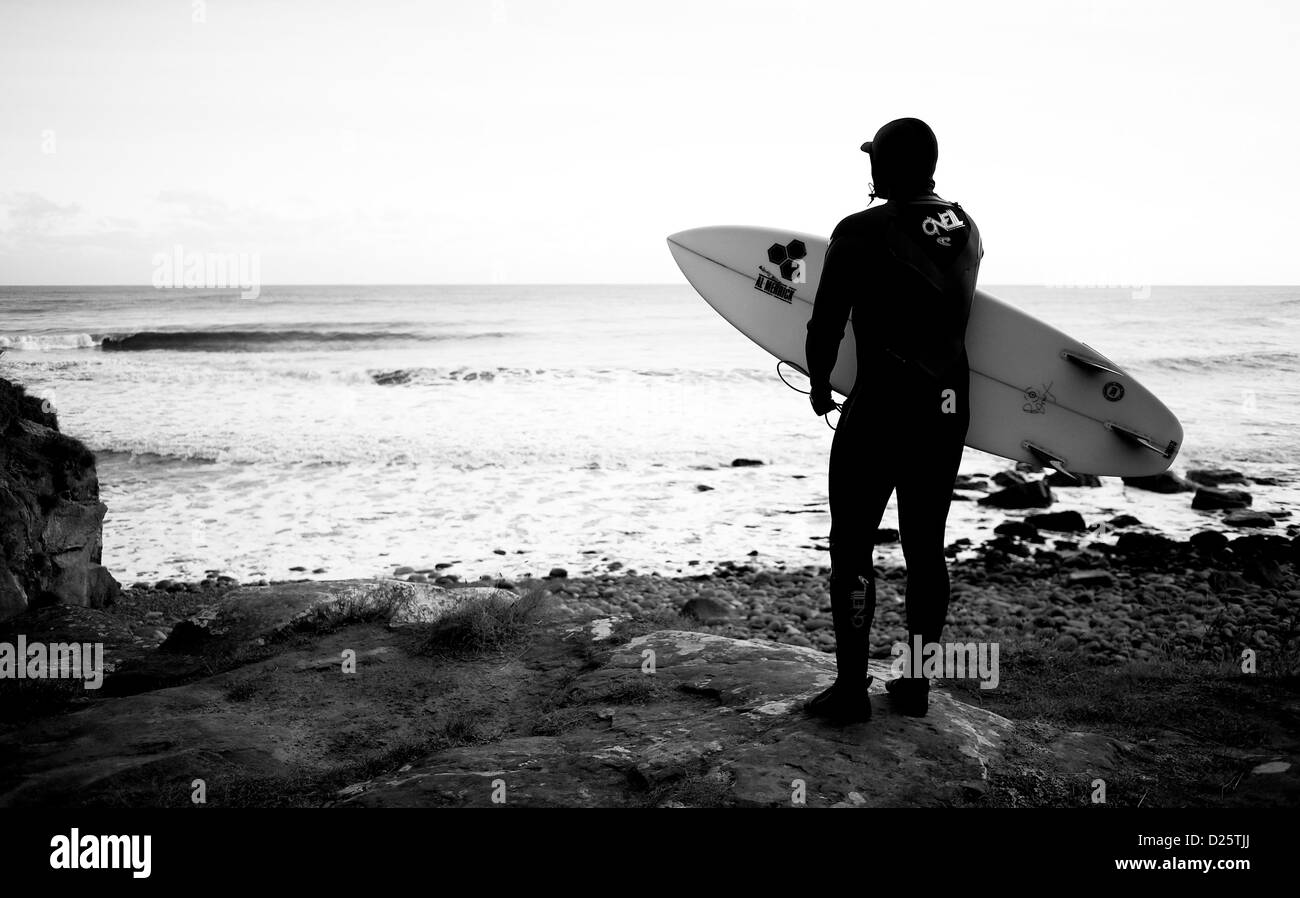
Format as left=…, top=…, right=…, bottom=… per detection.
left=666, top=228, right=704, bottom=249
left=666, top=229, right=712, bottom=272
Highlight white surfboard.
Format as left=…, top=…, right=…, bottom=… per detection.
left=667, top=225, right=1183, bottom=477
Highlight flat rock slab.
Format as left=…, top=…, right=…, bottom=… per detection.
left=0, top=603, right=138, bottom=675
left=338, top=629, right=1014, bottom=808
left=69, top=580, right=523, bottom=697
left=388, top=586, right=517, bottom=627
left=160, top=579, right=518, bottom=655
left=0, top=676, right=291, bottom=807
left=3, top=602, right=1158, bottom=808
left=0, top=621, right=526, bottom=807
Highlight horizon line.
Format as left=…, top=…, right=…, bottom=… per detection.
left=3, top=282, right=1298, bottom=289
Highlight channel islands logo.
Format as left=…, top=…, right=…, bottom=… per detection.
left=767, top=239, right=807, bottom=282
left=754, top=238, right=806, bottom=304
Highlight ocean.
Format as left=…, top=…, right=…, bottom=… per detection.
left=2, top=284, right=1297, bottom=585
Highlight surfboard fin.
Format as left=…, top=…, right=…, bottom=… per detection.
left=1060, top=350, right=1125, bottom=377
left=1105, top=422, right=1178, bottom=458
left=1021, top=441, right=1075, bottom=479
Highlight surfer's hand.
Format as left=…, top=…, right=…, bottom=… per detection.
left=809, top=388, right=838, bottom=416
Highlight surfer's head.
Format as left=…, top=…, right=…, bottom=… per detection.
left=861, top=118, right=938, bottom=200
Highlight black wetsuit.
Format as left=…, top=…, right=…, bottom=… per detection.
left=805, top=193, right=983, bottom=688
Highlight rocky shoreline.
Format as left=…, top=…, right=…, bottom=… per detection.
left=507, top=523, right=1298, bottom=667
left=4, top=495, right=1296, bottom=808
left=3, top=551, right=1296, bottom=808
left=91, top=513, right=1300, bottom=670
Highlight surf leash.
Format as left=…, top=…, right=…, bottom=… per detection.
left=776, top=359, right=842, bottom=431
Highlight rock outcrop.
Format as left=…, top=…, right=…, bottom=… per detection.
left=1121, top=471, right=1194, bottom=493
left=2, top=569, right=1296, bottom=808
left=1191, top=486, right=1252, bottom=511
left=338, top=627, right=1015, bottom=808
left=0, top=377, right=119, bottom=620
left=160, top=578, right=516, bottom=655
left=978, top=478, right=1053, bottom=509
left=0, top=598, right=1024, bottom=808
left=1024, top=510, right=1089, bottom=532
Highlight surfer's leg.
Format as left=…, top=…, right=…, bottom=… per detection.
left=888, top=372, right=968, bottom=716
left=896, top=450, right=959, bottom=647
left=895, top=369, right=970, bottom=649
left=808, top=398, right=892, bottom=721
left=825, top=394, right=894, bottom=683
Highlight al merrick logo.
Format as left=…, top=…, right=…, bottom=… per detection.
left=754, top=238, right=807, bottom=303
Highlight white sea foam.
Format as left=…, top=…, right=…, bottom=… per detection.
left=0, top=332, right=100, bottom=351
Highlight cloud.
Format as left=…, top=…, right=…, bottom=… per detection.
left=0, top=192, right=82, bottom=234
left=155, top=189, right=233, bottom=226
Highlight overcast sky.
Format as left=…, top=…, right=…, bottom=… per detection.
left=2, top=0, right=1297, bottom=285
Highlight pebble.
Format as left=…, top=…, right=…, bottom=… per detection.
left=1224, top=510, right=1275, bottom=527
left=680, top=596, right=733, bottom=623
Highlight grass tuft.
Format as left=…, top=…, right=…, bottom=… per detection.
left=415, top=586, right=550, bottom=657
left=642, top=769, right=736, bottom=808
left=281, top=584, right=414, bottom=638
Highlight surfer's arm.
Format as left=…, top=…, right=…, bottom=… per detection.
left=805, top=233, right=858, bottom=398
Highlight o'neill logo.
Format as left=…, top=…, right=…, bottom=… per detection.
left=921, top=209, right=966, bottom=247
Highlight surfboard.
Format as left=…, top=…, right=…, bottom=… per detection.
left=667, top=225, right=1183, bottom=477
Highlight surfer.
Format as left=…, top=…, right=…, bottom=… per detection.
left=803, top=118, right=983, bottom=722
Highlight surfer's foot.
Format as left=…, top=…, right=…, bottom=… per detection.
left=885, top=676, right=930, bottom=717
left=804, top=676, right=873, bottom=723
